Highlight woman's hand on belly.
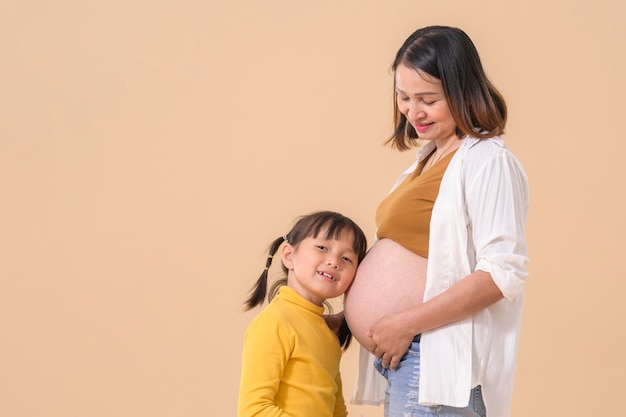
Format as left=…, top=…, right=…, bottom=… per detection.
left=369, top=310, right=416, bottom=370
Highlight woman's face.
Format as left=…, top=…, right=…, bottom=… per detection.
left=395, top=63, right=458, bottom=144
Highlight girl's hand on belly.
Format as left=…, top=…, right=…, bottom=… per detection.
left=369, top=311, right=415, bottom=370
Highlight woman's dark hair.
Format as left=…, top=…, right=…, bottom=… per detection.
left=386, top=25, right=507, bottom=151
left=244, top=211, right=368, bottom=350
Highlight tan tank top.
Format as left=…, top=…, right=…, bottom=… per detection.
left=375, top=149, right=457, bottom=258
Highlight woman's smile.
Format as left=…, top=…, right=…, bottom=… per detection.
left=413, top=121, right=433, bottom=133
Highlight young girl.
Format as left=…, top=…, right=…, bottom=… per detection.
left=238, top=211, right=368, bottom=417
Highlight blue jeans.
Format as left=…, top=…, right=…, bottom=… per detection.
left=374, top=337, right=486, bottom=417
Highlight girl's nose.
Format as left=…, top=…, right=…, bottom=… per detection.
left=327, top=258, right=339, bottom=269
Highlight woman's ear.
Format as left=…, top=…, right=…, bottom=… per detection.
left=281, top=243, right=295, bottom=270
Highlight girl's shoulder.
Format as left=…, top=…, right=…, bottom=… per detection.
left=245, top=300, right=297, bottom=338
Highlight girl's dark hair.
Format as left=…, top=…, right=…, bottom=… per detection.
left=386, top=25, right=507, bottom=151
left=244, top=211, right=368, bottom=350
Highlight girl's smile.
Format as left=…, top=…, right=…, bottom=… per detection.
left=318, top=270, right=336, bottom=281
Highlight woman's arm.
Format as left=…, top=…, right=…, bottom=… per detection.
left=369, top=270, right=502, bottom=370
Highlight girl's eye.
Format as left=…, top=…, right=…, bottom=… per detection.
left=316, top=245, right=328, bottom=251
left=342, top=256, right=354, bottom=264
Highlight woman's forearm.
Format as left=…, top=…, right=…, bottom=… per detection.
left=403, top=270, right=503, bottom=336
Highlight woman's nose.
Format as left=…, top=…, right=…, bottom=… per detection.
left=407, top=104, right=425, bottom=121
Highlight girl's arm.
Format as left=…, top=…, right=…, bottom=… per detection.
left=238, top=315, right=290, bottom=417
left=333, top=372, right=348, bottom=417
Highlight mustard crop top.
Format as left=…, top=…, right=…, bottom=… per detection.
left=375, top=150, right=457, bottom=258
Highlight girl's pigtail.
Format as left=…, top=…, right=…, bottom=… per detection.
left=337, top=316, right=353, bottom=351
left=244, top=236, right=286, bottom=310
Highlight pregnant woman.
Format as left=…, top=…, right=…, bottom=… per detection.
left=344, top=26, right=529, bottom=417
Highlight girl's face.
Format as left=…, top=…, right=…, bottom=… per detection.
left=395, top=63, right=458, bottom=144
left=281, top=229, right=358, bottom=306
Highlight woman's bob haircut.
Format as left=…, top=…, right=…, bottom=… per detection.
left=387, top=26, right=507, bottom=151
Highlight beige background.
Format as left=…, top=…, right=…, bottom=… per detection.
left=1, top=1, right=625, bottom=416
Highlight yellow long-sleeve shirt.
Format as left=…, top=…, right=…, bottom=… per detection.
left=238, top=286, right=347, bottom=417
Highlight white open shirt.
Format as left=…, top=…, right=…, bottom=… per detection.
left=351, top=137, right=529, bottom=417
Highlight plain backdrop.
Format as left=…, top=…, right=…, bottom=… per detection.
left=1, top=1, right=625, bottom=416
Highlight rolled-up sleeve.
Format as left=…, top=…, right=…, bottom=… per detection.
left=466, top=147, right=529, bottom=301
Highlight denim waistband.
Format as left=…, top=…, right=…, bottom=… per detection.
left=414, top=334, right=421, bottom=343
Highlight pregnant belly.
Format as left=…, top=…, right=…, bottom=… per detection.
left=344, top=238, right=428, bottom=348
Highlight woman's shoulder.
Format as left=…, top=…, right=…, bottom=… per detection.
left=462, top=137, right=528, bottom=180
left=464, top=136, right=522, bottom=163
left=465, top=136, right=505, bottom=153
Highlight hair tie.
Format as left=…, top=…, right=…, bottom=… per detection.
left=265, top=253, right=274, bottom=270
left=282, top=235, right=288, bottom=242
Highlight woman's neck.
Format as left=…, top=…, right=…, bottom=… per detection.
left=423, top=136, right=463, bottom=171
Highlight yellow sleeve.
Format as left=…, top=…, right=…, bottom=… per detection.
left=333, top=371, right=348, bottom=417
left=238, top=313, right=292, bottom=417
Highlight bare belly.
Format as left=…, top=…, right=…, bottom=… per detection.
left=344, top=238, right=428, bottom=348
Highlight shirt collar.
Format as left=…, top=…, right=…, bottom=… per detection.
left=275, top=286, right=325, bottom=316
